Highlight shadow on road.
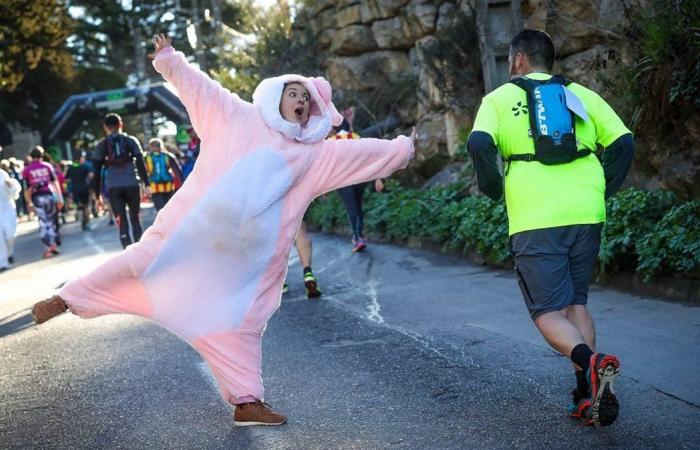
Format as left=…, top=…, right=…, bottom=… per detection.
left=0, top=309, right=34, bottom=338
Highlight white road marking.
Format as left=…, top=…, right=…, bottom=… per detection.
left=366, top=279, right=384, bottom=324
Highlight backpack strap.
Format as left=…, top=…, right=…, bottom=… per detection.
left=506, top=149, right=591, bottom=163
left=510, top=76, right=539, bottom=91
left=120, top=134, right=135, bottom=157
left=104, top=135, right=112, bottom=164
left=510, top=74, right=571, bottom=89
left=542, top=74, right=571, bottom=86
left=504, top=148, right=592, bottom=176
left=510, top=76, right=540, bottom=146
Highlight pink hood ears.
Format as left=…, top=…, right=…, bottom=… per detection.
left=309, top=77, right=344, bottom=126
left=252, top=74, right=344, bottom=144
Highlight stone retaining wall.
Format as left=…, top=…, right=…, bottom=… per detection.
left=293, top=0, right=696, bottom=193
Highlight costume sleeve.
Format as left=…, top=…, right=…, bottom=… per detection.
left=313, top=135, right=414, bottom=197
left=152, top=46, right=246, bottom=144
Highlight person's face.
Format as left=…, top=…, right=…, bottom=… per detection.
left=149, top=143, right=162, bottom=153
left=279, top=83, right=310, bottom=125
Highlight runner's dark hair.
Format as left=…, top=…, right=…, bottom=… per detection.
left=103, top=113, right=122, bottom=129
left=29, top=145, right=45, bottom=159
left=510, top=29, right=555, bottom=71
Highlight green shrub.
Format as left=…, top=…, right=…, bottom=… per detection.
left=636, top=201, right=700, bottom=279
left=306, top=193, right=346, bottom=232
left=309, top=182, right=510, bottom=265
left=307, top=185, right=698, bottom=281
left=599, top=188, right=678, bottom=273
left=364, top=185, right=425, bottom=239
left=455, top=197, right=509, bottom=263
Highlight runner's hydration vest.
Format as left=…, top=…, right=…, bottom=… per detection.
left=507, top=75, right=591, bottom=166
left=104, top=134, right=134, bottom=167
left=146, top=152, right=173, bottom=184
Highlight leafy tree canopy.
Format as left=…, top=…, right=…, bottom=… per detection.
left=1, top=0, right=258, bottom=135
left=0, top=0, right=76, bottom=92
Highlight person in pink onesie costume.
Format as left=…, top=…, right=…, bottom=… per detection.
left=31, top=34, right=415, bottom=426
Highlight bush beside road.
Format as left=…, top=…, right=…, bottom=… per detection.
left=307, top=185, right=699, bottom=297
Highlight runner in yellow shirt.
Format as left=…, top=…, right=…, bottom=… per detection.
left=468, top=29, right=635, bottom=427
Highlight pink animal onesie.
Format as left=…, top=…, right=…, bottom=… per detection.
left=57, top=45, right=414, bottom=405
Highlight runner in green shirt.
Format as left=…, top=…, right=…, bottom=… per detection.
left=468, top=29, right=635, bottom=427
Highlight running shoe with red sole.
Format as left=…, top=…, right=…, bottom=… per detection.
left=568, top=389, right=593, bottom=424
left=587, top=353, right=621, bottom=427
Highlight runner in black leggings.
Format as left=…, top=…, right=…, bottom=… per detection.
left=109, top=186, right=142, bottom=246
left=329, top=114, right=384, bottom=252
left=93, top=113, right=150, bottom=248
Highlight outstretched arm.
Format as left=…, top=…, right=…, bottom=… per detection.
left=150, top=33, right=246, bottom=143
left=313, top=129, right=415, bottom=197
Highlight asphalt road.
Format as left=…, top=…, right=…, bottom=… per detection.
left=1, top=206, right=698, bottom=449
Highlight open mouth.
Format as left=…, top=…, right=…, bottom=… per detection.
left=294, top=107, right=304, bottom=118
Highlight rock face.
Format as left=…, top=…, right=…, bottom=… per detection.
left=294, top=0, right=483, bottom=181
left=330, top=25, right=377, bottom=55
left=293, top=0, right=697, bottom=195
left=326, top=51, right=411, bottom=90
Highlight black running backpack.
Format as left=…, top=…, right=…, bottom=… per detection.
left=104, top=133, right=134, bottom=167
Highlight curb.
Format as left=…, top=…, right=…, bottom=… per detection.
left=309, top=225, right=699, bottom=306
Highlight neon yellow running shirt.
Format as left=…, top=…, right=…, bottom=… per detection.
left=471, top=73, right=630, bottom=235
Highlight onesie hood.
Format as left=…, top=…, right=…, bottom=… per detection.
left=252, top=74, right=344, bottom=144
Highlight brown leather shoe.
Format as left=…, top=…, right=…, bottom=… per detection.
left=31, top=295, right=68, bottom=324
left=233, top=400, right=287, bottom=426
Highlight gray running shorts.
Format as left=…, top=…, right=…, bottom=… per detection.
left=509, top=223, right=603, bottom=321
